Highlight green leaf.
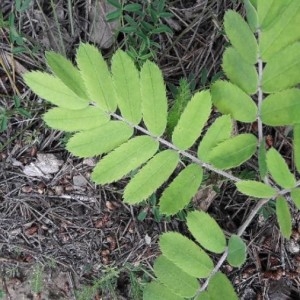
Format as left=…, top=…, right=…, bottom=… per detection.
left=107, top=0, right=122, bottom=9
left=154, top=256, right=199, bottom=298
left=111, top=50, right=142, bottom=124
left=222, top=47, right=258, bottom=95
left=123, top=3, right=142, bottom=12
left=266, top=148, right=296, bottom=189
left=76, top=43, right=117, bottom=112
left=235, top=180, right=277, bottom=198
left=258, top=140, right=268, bottom=180
left=120, top=26, right=137, bottom=33
left=159, top=164, right=203, bottom=216
left=259, top=1, right=300, bottom=61
left=43, top=107, right=110, bottom=132
left=291, top=188, right=300, bottom=210
left=261, top=89, right=300, bottom=126
left=249, top=0, right=257, bottom=8
left=91, top=136, right=159, bottom=184
left=186, top=211, right=226, bottom=254
left=0, top=114, right=8, bottom=132
left=23, top=72, right=88, bottom=109
left=124, top=150, right=179, bottom=204
left=211, top=80, right=257, bottom=123
left=243, top=0, right=258, bottom=31
left=45, top=51, right=89, bottom=100
left=152, top=24, right=173, bottom=34
left=208, top=134, right=257, bottom=170
left=159, top=232, right=214, bottom=278
left=66, top=121, right=133, bottom=158
left=262, top=43, right=300, bottom=93
left=276, top=196, right=292, bottom=239
left=257, top=0, right=293, bottom=29
left=106, top=9, right=122, bottom=22
left=143, top=282, right=184, bottom=300
left=206, top=272, right=238, bottom=300
left=195, top=291, right=211, bottom=300
left=227, top=235, right=247, bottom=267
left=172, top=90, right=211, bottom=150
left=223, top=10, right=258, bottom=64
left=140, top=60, right=168, bottom=136
left=294, top=124, right=300, bottom=173
left=198, top=115, right=232, bottom=162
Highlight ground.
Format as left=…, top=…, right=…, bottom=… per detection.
left=1, top=1, right=300, bottom=299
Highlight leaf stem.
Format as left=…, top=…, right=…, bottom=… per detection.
left=257, top=31, right=263, bottom=145
left=197, top=249, right=228, bottom=295
left=111, top=112, right=241, bottom=183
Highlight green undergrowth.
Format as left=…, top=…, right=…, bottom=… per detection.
left=22, top=0, right=300, bottom=299
left=75, top=264, right=147, bottom=300
left=107, top=0, right=173, bottom=65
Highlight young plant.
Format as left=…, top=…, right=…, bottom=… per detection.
left=106, top=0, right=173, bottom=65
left=30, top=264, right=43, bottom=295
left=0, top=96, right=31, bottom=133
left=23, top=0, right=300, bottom=298
left=75, top=266, right=120, bottom=300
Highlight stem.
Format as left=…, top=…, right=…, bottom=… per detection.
left=111, top=112, right=241, bottom=183
left=257, top=31, right=263, bottom=145
left=256, top=29, right=270, bottom=185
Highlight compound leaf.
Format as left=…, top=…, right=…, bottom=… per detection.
left=124, top=150, right=179, bottom=204
left=160, top=232, right=214, bottom=278
left=43, top=107, right=110, bottom=132
left=159, top=164, right=203, bottom=216
left=206, top=272, right=238, bottom=300
left=76, top=43, right=117, bottom=112
left=141, top=60, right=168, bottom=136
left=208, top=134, right=257, bottom=170
left=198, top=115, right=232, bottom=162
left=172, top=90, right=211, bottom=150
left=259, top=1, right=300, bottom=61
left=257, top=0, right=293, bottom=30
left=276, top=196, right=292, bottom=238
left=23, top=72, right=88, bottom=109
left=66, top=121, right=133, bottom=158
left=143, top=282, right=183, bottom=300
left=236, top=180, right=276, bottom=198
left=261, top=89, right=300, bottom=126
left=224, top=10, right=258, bottom=64
left=187, top=211, right=226, bottom=254
left=266, top=148, right=296, bottom=189
left=211, top=81, right=257, bottom=123
left=293, top=124, right=300, bottom=173
left=222, top=47, right=258, bottom=94
left=45, top=51, right=89, bottom=100
left=291, top=188, right=300, bottom=209
left=154, top=256, right=199, bottom=298
left=227, top=235, right=247, bottom=267
left=91, top=136, right=159, bottom=184
left=262, top=42, right=300, bottom=93
left=111, top=50, right=142, bottom=124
